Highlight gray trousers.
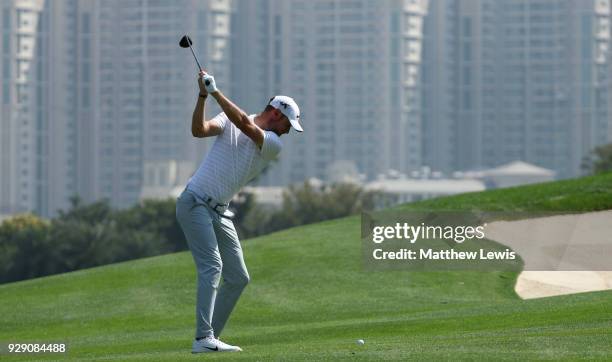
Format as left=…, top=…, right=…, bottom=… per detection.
left=176, top=189, right=250, bottom=339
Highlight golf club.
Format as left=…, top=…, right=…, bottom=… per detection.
left=179, top=34, right=210, bottom=85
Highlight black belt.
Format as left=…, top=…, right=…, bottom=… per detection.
left=185, top=187, right=234, bottom=218
left=204, top=196, right=229, bottom=213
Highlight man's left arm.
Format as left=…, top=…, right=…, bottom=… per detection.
left=203, top=74, right=264, bottom=148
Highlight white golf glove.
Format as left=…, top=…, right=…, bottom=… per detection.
left=202, top=74, right=218, bottom=94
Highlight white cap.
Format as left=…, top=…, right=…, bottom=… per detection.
left=269, top=95, right=303, bottom=132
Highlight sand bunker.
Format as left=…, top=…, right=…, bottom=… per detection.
left=484, top=210, right=612, bottom=299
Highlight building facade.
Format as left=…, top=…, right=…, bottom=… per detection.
left=0, top=0, right=77, bottom=217
left=422, top=0, right=612, bottom=177
left=82, top=0, right=234, bottom=209
left=233, top=0, right=429, bottom=185
left=1, top=0, right=234, bottom=216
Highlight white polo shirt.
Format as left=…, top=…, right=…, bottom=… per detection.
left=187, top=112, right=282, bottom=204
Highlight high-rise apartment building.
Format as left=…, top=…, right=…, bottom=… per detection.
left=1, top=0, right=41, bottom=215
left=0, top=0, right=79, bottom=217
left=421, top=0, right=458, bottom=174
left=233, top=0, right=428, bottom=185
left=1, top=0, right=234, bottom=215
left=423, top=0, right=612, bottom=177
left=11, top=0, right=609, bottom=217
left=81, top=0, right=234, bottom=208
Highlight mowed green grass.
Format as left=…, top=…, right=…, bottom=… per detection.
left=1, top=173, right=612, bottom=361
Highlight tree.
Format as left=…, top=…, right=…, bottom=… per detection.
left=0, top=181, right=389, bottom=284
left=582, top=143, right=612, bottom=175
left=230, top=191, right=261, bottom=238
left=114, top=199, right=186, bottom=253
left=0, top=214, right=51, bottom=283
left=0, top=198, right=185, bottom=284
left=260, top=180, right=387, bottom=233
left=48, top=216, right=120, bottom=271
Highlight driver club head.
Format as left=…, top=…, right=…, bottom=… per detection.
left=179, top=35, right=193, bottom=48
left=179, top=34, right=206, bottom=78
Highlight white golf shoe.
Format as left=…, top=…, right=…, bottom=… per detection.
left=192, top=336, right=242, bottom=353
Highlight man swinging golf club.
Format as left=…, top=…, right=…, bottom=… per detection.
left=176, top=69, right=302, bottom=353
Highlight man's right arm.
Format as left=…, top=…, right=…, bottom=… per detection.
left=191, top=72, right=223, bottom=138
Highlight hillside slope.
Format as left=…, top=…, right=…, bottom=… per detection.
left=1, top=173, right=612, bottom=361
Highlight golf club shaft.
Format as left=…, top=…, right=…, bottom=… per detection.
left=189, top=45, right=203, bottom=71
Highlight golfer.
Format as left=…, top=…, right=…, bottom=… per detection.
left=176, top=70, right=302, bottom=353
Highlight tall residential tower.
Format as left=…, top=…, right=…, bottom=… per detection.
left=1, top=0, right=235, bottom=215
left=233, top=0, right=429, bottom=185
left=422, top=0, right=612, bottom=177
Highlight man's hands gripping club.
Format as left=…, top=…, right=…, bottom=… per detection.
left=198, top=70, right=218, bottom=95
left=191, top=70, right=222, bottom=137
left=193, top=70, right=265, bottom=147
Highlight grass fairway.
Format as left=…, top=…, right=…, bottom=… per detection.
left=1, top=173, right=612, bottom=361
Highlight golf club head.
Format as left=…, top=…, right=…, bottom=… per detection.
left=179, top=34, right=208, bottom=84
left=179, top=35, right=193, bottom=48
